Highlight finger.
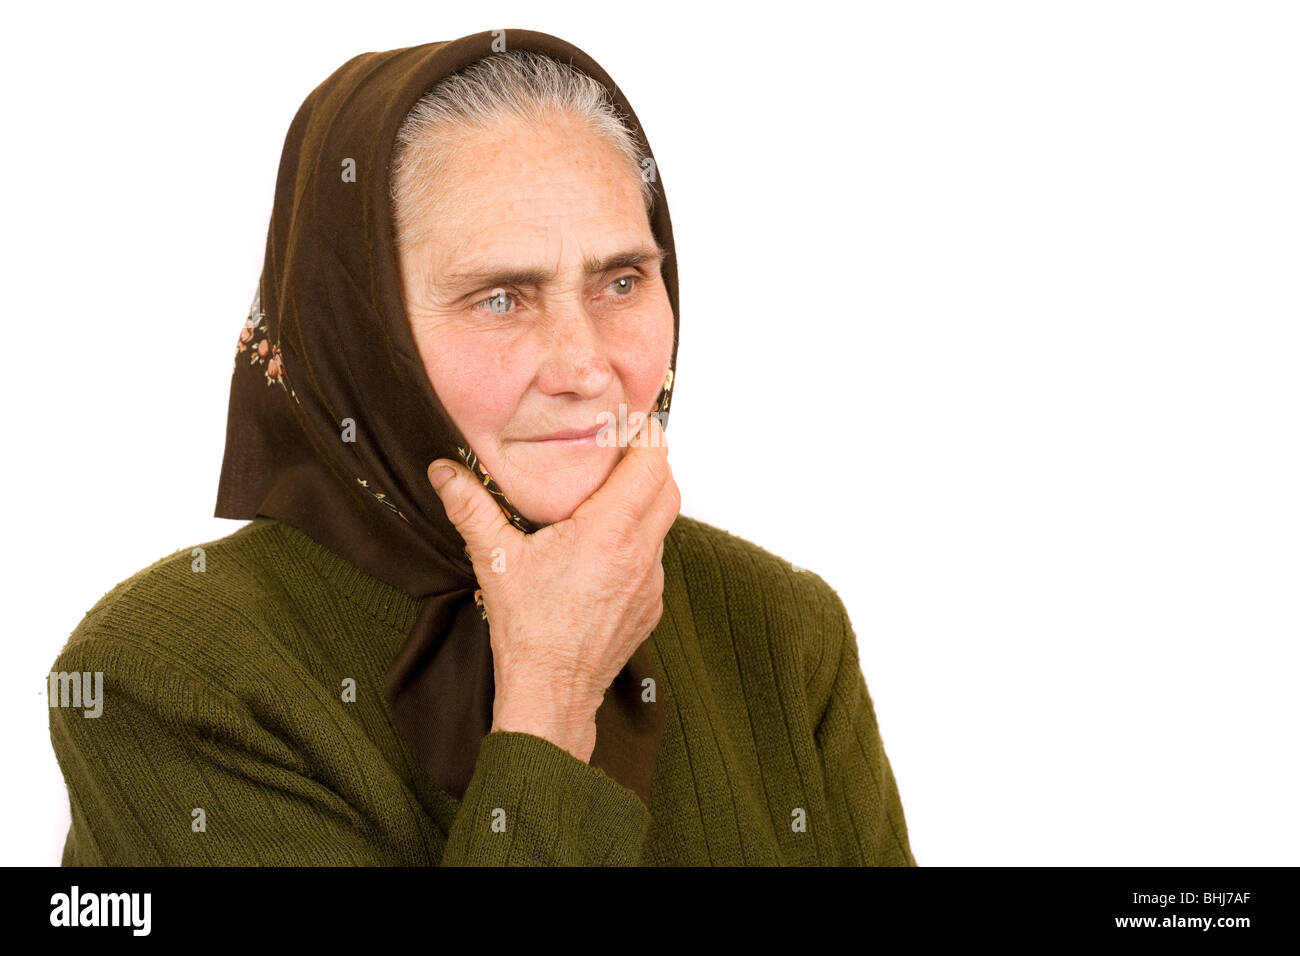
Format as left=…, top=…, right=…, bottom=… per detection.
left=627, top=406, right=667, bottom=451
left=576, top=411, right=670, bottom=531
left=642, top=469, right=681, bottom=543
left=615, top=414, right=678, bottom=544
left=427, top=459, right=515, bottom=562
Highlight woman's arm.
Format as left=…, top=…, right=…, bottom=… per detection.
left=49, top=634, right=649, bottom=866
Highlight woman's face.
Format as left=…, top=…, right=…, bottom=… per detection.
left=397, top=112, right=674, bottom=526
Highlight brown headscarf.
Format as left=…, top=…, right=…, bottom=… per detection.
left=214, top=29, right=678, bottom=806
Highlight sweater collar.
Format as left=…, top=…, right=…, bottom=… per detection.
left=263, top=518, right=421, bottom=632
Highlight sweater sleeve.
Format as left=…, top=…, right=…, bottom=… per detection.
left=49, top=635, right=650, bottom=866
left=439, top=731, right=651, bottom=866
left=49, top=638, right=411, bottom=866
left=814, top=596, right=918, bottom=866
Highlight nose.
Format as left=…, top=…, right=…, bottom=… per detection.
left=534, top=298, right=614, bottom=398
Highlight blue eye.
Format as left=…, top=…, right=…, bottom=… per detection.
left=472, top=275, right=639, bottom=316
left=474, top=288, right=515, bottom=314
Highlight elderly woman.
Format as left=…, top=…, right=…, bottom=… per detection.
left=48, top=29, right=916, bottom=866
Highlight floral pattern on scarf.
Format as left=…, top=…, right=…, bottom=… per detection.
left=233, top=286, right=299, bottom=404
left=355, top=478, right=411, bottom=524
left=234, top=286, right=411, bottom=528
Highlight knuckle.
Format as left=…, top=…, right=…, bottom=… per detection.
left=639, top=449, right=670, bottom=488
left=444, top=493, right=477, bottom=530
left=606, top=495, right=642, bottom=528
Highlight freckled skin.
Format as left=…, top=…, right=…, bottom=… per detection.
left=397, top=112, right=674, bottom=526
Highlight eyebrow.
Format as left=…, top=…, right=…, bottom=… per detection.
left=440, top=242, right=669, bottom=295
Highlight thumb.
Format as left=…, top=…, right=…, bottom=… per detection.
left=427, top=459, right=513, bottom=560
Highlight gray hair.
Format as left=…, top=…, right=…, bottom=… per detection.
left=389, top=50, right=654, bottom=249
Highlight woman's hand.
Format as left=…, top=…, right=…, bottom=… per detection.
left=426, top=413, right=679, bottom=764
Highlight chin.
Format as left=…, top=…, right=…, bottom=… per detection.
left=502, top=459, right=616, bottom=528
left=519, top=500, right=580, bottom=527
left=508, top=489, right=583, bottom=527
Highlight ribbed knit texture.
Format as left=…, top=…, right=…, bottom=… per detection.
left=48, top=515, right=916, bottom=866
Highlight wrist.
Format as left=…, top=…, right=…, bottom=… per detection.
left=491, top=693, right=600, bottom=762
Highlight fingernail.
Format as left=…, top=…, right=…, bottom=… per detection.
left=429, top=463, right=455, bottom=491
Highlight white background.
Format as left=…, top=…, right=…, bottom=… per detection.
left=3, top=0, right=1296, bottom=866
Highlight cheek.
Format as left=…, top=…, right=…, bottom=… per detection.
left=618, top=294, right=675, bottom=407
left=414, top=327, right=525, bottom=441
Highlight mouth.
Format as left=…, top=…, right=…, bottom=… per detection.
left=519, top=423, right=604, bottom=444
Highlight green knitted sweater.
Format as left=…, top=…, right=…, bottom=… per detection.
left=48, top=515, right=916, bottom=866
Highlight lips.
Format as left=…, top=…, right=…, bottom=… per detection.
left=523, top=423, right=603, bottom=442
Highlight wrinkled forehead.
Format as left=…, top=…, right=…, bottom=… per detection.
left=389, top=112, right=649, bottom=254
